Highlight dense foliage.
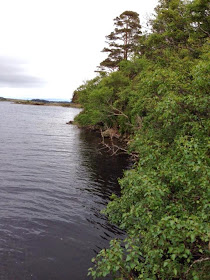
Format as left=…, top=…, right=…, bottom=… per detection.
left=73, top=0, right=210, bottom=279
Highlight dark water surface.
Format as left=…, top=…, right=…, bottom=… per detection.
left=0, top=102, right=128, bottom=280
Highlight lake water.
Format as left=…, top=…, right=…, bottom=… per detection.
left=0, top=102, right=128, bottom=280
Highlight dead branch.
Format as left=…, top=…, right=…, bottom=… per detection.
left=99, top=128, right=129, bottom=156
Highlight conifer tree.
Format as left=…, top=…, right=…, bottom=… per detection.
left=97, top=11, right=141, bottom=72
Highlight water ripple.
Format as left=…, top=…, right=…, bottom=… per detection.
left=0, top=102, right=128, bottom=280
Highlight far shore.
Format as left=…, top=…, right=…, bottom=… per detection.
left=0, top=97, right=82, bottom=108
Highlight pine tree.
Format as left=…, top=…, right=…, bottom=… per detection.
left=97, top=11, right=141, bottom=72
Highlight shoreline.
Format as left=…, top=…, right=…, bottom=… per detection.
left=0, top=98, right=82, bottom=108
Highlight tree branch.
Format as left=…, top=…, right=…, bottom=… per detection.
left=198, top=23, right=210, bottom=37
left=185, top=257, right=210, bottom=278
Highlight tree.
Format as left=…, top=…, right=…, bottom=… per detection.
left=97, top=11, right=141, bottom=72
left=72, top=3, right=210, bottom=277
left=188, top=0, right=210, bottom=41
left=143, top=0, right=210, bottom=59
left=84, top=1, right=210, bottom=279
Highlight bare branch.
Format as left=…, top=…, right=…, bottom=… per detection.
left=185, top=257, right=210, bottom=278
left=108, top=103, right=129, bottom=119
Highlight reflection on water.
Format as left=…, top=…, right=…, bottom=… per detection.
left=0, top=102, right=129, bottom=280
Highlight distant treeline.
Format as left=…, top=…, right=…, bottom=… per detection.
left=0, top=97, right=81, bottom=108
left=31, top=99, right=50, bottom=103
left=31, top=99, right=70, bottom=104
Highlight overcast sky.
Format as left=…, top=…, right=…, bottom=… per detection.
left=0, top=0, right=158, bottom=101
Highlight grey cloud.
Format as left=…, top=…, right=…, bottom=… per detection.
left=0, top=56, right=45, bottom=87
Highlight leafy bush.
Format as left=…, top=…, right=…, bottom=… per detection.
left=73, top=1, right=210, bottom=279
